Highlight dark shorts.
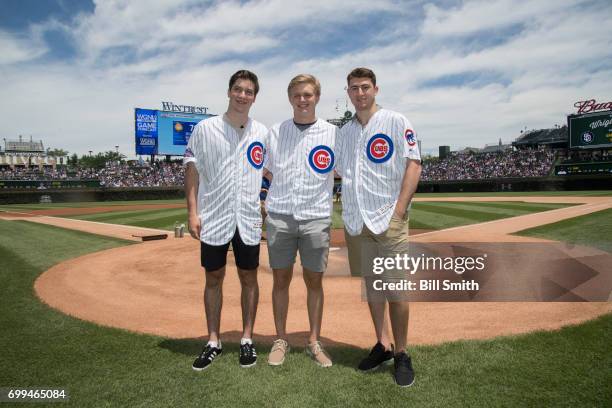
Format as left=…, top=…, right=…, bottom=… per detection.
left=200, top=229, right=260, bottom=272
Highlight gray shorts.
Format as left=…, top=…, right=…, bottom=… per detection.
left=265, top=212, right=331, bottom=273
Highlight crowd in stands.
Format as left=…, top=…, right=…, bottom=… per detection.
left=421, top=148, right=555, bottom=181
left=95, top=162, right=184, bottom=188
left=0, top=161, right=185, bottom=187
left=0, top=147, right=594, bottom=185
left=0, top=167, right=70, bottom=181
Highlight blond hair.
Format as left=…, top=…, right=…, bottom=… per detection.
left=287, top=74, right=321, bottom=96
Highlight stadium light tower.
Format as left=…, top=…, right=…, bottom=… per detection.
left=115, top=145, right=119, bottom=153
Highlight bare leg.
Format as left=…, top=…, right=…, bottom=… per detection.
left=388, top=301, right=409, bottom=353
left=237, top=267, right=259, bottom=339
left=204, top=267, right=225, bottom=343
left=272, top=266, right=293, bottom=339
left=367, top=299, right=393, bottom=350
left=303, top=268, right=323, bottom=343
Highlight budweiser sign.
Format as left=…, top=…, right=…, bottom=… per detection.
left=574, top=99, right=612, bottom=114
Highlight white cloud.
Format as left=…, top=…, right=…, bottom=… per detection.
left=1, top=0, right=611, bottom=156
left=0, top=30, right=47, bottom=65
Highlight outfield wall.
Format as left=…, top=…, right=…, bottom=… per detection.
left=0, top=187, right=185, bottom=204
left=0, top=175, right=610, bottom=204
left=417, top=175, right=611, bottom=193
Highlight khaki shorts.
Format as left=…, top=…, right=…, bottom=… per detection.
left=345, top=214, right=410, bottom=301
left=266, top=212, right=331, bottom=273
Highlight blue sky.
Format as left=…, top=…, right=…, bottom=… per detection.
left=1, top=0, right=611, bottom=157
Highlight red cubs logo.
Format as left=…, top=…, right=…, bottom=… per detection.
left=405, top=129, right=416, bottom=146
left=247, top=142, right=264, bottom=169
left=308, top=145, right=334, bottom=174
left=366, top=134, right=394, bottom=163
left=371, top=139, right=389, bottom=158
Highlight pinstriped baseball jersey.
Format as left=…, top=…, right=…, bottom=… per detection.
left=264, top=118, right=337, bottom=220
left=183, top=115, right=268, bottom=246
left=337, top=108, right=421, bottom=236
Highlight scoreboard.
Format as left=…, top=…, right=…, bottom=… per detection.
left=135, top=108, right=212, bottom=156
left=568, top=110, right=612, bottom=149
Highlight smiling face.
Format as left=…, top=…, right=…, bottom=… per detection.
left=227, top=78, right=257, bottom=115
left=347, top=77, right=378, bottom=113
left=289, top=82, right=319, bottom=122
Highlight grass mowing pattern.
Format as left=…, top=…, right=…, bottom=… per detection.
left=56, top=201, right=573, bottom=232
left=62, top=208, right=189, bottom=231
left=0, top=199, right=184, bottom=212
left=1, top=220, right=610, bottom=406
left=409, top=201, right=572, bottom=230
left=415, top=190, right=612, bottom=197
left=515, top=208, right=612, bottom=253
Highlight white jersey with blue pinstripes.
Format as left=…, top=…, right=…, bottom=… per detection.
left=264, top=118, right=338, bottom=220
left=183, top=115, right=268, bottom=246
left=337, top=108, right=421, bottom=236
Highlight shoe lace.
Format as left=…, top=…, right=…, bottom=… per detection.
left=310, top=341, right=323, bottom=355
left=272, top=339, right=287, bottom=353
left=241, top=343, right=256, bottom=357
left=200, top=345, right=217, bottom=360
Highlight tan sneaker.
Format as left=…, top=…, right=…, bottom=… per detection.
left=268, top=339, right=290, bottom=366
left=306, top=341, right=332, bottom=367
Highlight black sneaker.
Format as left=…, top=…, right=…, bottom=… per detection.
left=192, top=344, right=222, bottom=371
left=239, top=342, right=257, bottom=368
left=393, top=352, right=415, bottom=387
left=358, top=342, right=394, bottom=372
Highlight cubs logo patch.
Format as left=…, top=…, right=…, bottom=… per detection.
left=247, top=141, right=264, bottom=169
left=405, top=129, right=416, bottom=146
left=308, top=145, right=334, bottom=174
left=366, top=134, right=394, bottom=163
left=184, top=147, right=194, bottom=158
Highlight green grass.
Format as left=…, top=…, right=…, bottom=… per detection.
left=408, top=201, right=573, bottom=230
left=0, top=199, right=184, bottom=212
left=516, top=208, right=612, bottom=253
left=62, top=207, right=188, bottom=231
left=42, top=200, right=574, bottom=232
left=414, top=190, right=612, bottom=197
left=0, top=219, right=610, bottom=407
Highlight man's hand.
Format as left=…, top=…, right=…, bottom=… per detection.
left=188, top=213, right=201, bottom=240
left=185, top=162, right=200, bottom=240
left=393, top=159, right=422, bottom=219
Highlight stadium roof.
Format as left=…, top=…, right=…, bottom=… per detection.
left=513, top=126, right=567, bottom=146
left=4, top=136, right=44, bottom=153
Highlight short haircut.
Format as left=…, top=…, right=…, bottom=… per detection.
left=347, top=67, right=376, bottom=87
left=228, top=70, right=260, bottom=95
left=287, top=74, right=321, bottom=97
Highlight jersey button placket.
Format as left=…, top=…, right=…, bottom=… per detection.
left=233, top=140, right=240, bottom=225
left=291, top=142, right=301, bottom=214
left=356, top=126, right=369, bottom=229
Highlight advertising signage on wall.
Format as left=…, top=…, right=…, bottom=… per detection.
left=134, top=108, right=212, bottom=156
left=568, top=109, right=612, bottom=150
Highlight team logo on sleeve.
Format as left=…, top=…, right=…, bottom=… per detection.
left=366, top=134, right=394, bottom=163
left=247, top=141, right=264, bottom=169
left=184, top=147, right=194, bottom=158
left=308, top=145, right=335, bottom=174
left=405, top=129, right=416, bottom=147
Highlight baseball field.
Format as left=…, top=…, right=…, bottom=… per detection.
left=1, top=191, right=611, bottom=407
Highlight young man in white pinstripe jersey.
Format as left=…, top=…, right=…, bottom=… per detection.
left=185, top=70, right=267, bottom=371
left=337, top=67, right=422, bottom=387
left=263, top=74, right=337, bottom=367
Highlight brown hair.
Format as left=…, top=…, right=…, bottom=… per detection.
left=347, top=67, right=376, bottom=86
left=228, top=70, right=260, bottom=95
left=287, top=74, right=321, bottom=97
